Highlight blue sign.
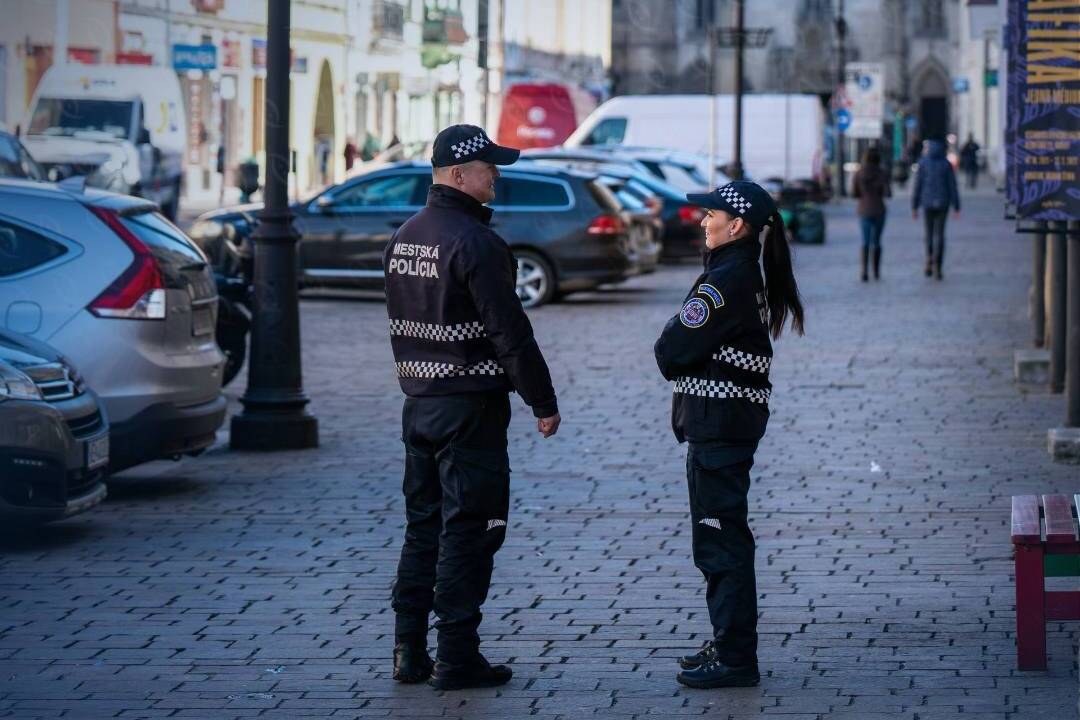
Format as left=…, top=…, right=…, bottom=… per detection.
left=952, top=77, right=969, bottom=93
left=857, top=74, right=872, bottom=91
left=835, top=108, right=852, bottom=132
left=172, top=44, right=217, bottom=71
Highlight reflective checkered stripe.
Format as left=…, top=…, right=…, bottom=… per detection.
left=719, top=185, right=752, bottom=215
left=673, top=377, right=770, bottom=404
left=396, top=359, right=504, bottom=379
left=450, top=134, right=489, bottom=160
left=712, top=345, right=771, bottom=374
left=389, top=319, right=487, bottom=342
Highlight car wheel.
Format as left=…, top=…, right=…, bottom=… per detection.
left=515, top=250, right=555, bottom=309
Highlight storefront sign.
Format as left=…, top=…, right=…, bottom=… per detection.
left=172, top=44, right=217, bottom=71
left=1005, top=0, right=1080, bottom=220
left=844, top=62, right=885, bottom=139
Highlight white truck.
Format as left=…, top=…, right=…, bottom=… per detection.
left=22, top=65, right=185, bottom=219
left=565, top=94, right=825, bottom=183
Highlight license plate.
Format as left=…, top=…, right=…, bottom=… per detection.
left=192, top=306, right=215, bottom=337
left=86, top=434, right=110, bottom=470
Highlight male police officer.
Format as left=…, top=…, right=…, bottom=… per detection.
left=385, top=124, right=561, bottom=690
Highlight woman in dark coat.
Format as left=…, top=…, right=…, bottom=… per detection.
left=654, top=181, right=804, bottom=689
left=852, top=146, right=891, bottom=282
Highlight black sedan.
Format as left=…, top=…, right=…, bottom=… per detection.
left=189, top=162, right=635, bottom=308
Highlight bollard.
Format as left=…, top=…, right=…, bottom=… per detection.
left=1032, top=226, right=1046, bottom=348
left=1048, top=221, right=1068, bottom=393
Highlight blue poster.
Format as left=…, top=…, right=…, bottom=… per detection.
left=1006, top=0, right=1080, bottom=221
left=173, top=44, right=217, bottom=71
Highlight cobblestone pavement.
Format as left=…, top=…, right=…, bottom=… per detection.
left=1, top=190, right=1077, bottom=719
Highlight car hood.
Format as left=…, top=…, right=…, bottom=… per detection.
left=0, top=329, right=62, bottom=368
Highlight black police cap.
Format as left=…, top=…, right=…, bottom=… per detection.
left=687, top=181, right=778, bottom=229
left=431, top=124, right=520, bottom=168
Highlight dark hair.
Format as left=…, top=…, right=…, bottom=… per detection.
left=754, top=215, right=805, bottom=340
left=862, top=146, right=881, bottom=166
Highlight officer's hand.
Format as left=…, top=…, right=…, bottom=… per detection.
left=537, top=413, right=561, bottom=438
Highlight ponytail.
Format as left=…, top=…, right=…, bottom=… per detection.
left=760, top=214, right=805, bottom=340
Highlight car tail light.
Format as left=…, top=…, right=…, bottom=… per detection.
left=678, top=205, right=706, bottom=225
left=587, top=214, right=626, bottom=235
left=87, top=206, right=166, bottom=320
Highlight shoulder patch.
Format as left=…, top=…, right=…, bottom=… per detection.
left=697, top=283, right=725, bottom=309
left=680, top=297, right=710, bottom=328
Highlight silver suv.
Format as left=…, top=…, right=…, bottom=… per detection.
left=0, top=179, right=225, bottom=471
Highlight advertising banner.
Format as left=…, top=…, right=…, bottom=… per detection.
left=844, top=62, right=885, bottom=140
left=1005, top=0, right=1080, bottom=220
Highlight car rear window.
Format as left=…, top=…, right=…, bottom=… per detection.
left=119, top=211, right=207, bottom=267
left=494, top=177, right=571, bottom=207
left=0, top=219, right=67, bottom=277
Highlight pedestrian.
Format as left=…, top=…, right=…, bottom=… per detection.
left=384, top=124, right=561, bottom=690
left=654, top=181, right=805, bottom=689
left=852, top=146, right=891, bottom=282
left=343, top=136, right=358, bottom=172
left=959, top=133, right=980, bottom=189
left=911, top=139, right=961, bottom=280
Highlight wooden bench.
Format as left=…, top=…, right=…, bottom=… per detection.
left=1011, top=494, right=1080, bottom=670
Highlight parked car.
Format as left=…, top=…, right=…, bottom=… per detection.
left=593, top=146, right=715, bottom=192
left=0, top=179, right=226, bottom=472
left=189, top=161, right=635, bottom=309
left=0, top=129, right=45, bottom=181
left=0, top=330, right=108, bottom=523
left=592, top=172, right=663, bottom=273
left=521, top=149, right=708, bottom=259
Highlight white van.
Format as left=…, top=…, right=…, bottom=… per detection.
left=565, top=94, right=825, bottom=182
left=22, top=65, right=186, bottom=219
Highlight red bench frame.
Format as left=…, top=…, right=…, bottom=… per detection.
left=1011, top=494, right=1080, bottom=670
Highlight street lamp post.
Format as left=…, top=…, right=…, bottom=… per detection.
left=712, top=2, right=770, bottom=184
left=230, top=0, right=319, bottom=451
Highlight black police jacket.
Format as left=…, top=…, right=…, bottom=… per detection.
left=383, top=184, right=558, bottom=418
left=654, top=237, right=772, bottom=444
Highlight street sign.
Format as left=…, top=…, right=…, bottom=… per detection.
left=984, top=69, right=998, bottom=87
left=836, top=108, right=852, bottom=132
left=953, top=77, right=970, bottom=93
left=172, top=44, right=216, bottom=71
left=844, top=62, right=884, bottom=139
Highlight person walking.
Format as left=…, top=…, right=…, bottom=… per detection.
left=852, top=146, right=891, bottom=282
left=654, top=181, right=805, bottom=689
left=384, top=124, right=561, bottom=690
left=959, top=134, right=980, bottom=190
left=911, top=139, right=961, bottom=280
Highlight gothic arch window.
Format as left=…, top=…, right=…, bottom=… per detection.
left=917, top=0, right=946, bottom=38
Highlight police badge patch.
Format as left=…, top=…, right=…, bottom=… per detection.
left=680, top=297, right=710, bottom=328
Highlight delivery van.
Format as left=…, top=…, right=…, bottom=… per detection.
left=565, top=94, right=825, bottom=182
left=22, top=65, right=185, bottom=219
left=497, top=82, right=597, bottom=150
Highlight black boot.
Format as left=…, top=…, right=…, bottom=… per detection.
left=934, top=262, right=943, bottom=280
left=679, top=640, right=720, bottom=670
left=393, top=640, right=434, bottom=683
left=428, top=653, right=512, bottom=690
left=924, top=257, right=933, bottom=277
left=676, top=658, right=761, bottom=689
left=872, top=247, right=881, bottom=280
left=860, top=247, right=868, bottom=282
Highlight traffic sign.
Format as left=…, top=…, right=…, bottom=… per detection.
left=836, top=109, right=852, bottom=132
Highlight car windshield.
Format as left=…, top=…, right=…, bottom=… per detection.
left=29, top=98, right=134, bottom=139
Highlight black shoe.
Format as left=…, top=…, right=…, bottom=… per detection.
left=676, top=658, right=760, bottom=689
left=678, top=640, right=720, bottom=670
left=924, top=259, right=933, bottom=277
left=428, top=654, right=512, bottom=690
left=393, top=641, right=434, bottom=683
left=934, top=266, right=943, bottom=280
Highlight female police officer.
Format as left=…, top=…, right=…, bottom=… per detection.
left=654, top=181, right=804, bottom=689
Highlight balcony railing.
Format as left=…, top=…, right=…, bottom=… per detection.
left=423, top=8, right=468, bottom=46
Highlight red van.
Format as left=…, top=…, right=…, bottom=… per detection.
left=497, top=83, right=596, bottom=150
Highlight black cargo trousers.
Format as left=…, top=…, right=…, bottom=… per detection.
left=686, top=442, right=759, bottom=666
left=391, top=390, right=511, bottom=665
